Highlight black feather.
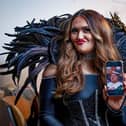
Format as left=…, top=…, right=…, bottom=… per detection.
left=1, top=12, right=126, bottom=104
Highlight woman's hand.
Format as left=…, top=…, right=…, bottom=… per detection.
left=103, top=73, right=126, bottom=111
left=105, top=95, right=125, bottom=110
left=124, top=73, right=126, bottom=89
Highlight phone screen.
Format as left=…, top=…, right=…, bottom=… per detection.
left=106, top=60, right=124, bottom=96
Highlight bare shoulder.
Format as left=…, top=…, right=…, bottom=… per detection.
left=43, top=64, right=57, bottom=77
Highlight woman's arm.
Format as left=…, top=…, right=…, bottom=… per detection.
left=39, top=64, right=63, bottom=126
left=103, top=73, right=126, bottom=125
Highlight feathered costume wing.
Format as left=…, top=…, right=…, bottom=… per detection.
left=0, top=13, right=126, bottom=104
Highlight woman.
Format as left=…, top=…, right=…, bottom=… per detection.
left=39, top=9, right=126, bottom=126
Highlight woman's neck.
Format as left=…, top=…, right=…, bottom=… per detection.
left=80, top=59, right=97, bottom=74
left=82, top=53, right=96, bottom=60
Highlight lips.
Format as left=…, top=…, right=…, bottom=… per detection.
left=75, top=39, right=87, bottom=45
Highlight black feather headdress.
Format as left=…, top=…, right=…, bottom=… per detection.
left=0, top=14, right=72, bottom=104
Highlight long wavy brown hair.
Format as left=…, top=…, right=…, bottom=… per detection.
left=56, top=9, right=121, bottom=96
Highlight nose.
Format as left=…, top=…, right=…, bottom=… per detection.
left=78, top=31, right=84, bottom=39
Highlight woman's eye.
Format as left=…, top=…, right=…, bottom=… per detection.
left=82, top=27, right=91, bottom=33
left=71, top=27, right=91, bottom=34
left=71, top=28, right=78, bottom=33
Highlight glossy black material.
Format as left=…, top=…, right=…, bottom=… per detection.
left=39, top=75, right=126, bottom=126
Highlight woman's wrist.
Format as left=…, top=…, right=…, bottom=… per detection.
left=107, top=104, right=122, bottom=116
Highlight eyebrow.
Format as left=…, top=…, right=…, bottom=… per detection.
left=71, top=26, right=90, bottom=32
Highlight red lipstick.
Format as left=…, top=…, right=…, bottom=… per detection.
left=76, top=39, right=87, bottom=45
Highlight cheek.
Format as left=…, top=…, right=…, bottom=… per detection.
left=70, top=34, right=76, bottom=42
left=89, top=40, right=94, bottom=46
left=85, top=40, right=95, bottom=49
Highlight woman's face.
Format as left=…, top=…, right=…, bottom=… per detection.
left=70, top=16, right=95, bottom=54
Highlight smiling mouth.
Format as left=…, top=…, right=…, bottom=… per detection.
left=76, top=39, right=87, bottom=45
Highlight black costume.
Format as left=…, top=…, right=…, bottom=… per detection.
left=39, top=75, right=126, bottom=126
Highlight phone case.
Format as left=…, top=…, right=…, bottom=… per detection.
left=106, top=60, right=124, bottom=96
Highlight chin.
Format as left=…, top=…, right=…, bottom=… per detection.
left=76, top=49, right=93, bottom=54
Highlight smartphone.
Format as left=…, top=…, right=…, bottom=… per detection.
left=105, top=60, right=124, bottom=96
